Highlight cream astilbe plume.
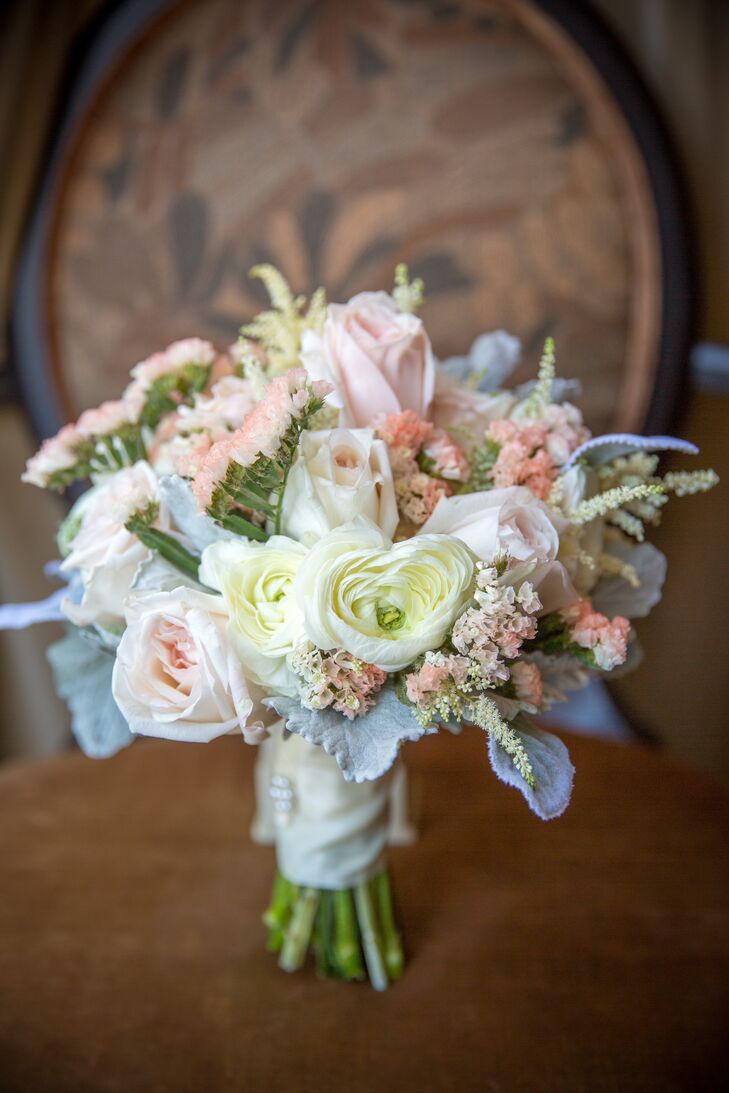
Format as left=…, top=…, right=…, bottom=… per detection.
left=240, top=265, right=327, bottom=376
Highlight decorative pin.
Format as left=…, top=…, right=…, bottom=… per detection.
left=270, top=773, right=295, bottom=824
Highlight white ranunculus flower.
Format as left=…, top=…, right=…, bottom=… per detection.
left=295, top=520, right=475, bottom=672
left=280, top=428, right=398, bottom=543
left=200, top=536, right=307, bottom=694
left=420, top=486, right=575, bottom=615
left=112, top=586, right=261, bottom=743
left=60, top=461, right=163, bottom=631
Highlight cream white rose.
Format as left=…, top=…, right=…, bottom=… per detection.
left=301, top=291, right=435, bottom=427
left=112, top=586, right=260, bottom=743
left=200, top=536, right=307, bottom=694
left=280, top=428, right=398, bottom=543
left=295, top=521, right=475, bottom=671
left=420, top=486, right=575, bottom=614
left=60, top=461, right=163, bottom=631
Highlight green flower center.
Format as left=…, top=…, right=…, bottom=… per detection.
left=376, top=603, right=406, bottom=632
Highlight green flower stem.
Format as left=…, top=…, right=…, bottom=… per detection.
left=279, top=887, right=320, bottom=973
left=217, top=511, right=268, bottom=541
left=314, top=890, right=336, bottom=978
left=263, top=871, right=298, bottom=953
left=353, top=882, right=388, bottom=992
left=273, top=454, right=293, bottom=536
left=263, top=869, right=403, bottom=988
left=126, top=523, right=201, bottom=579
left=373, top=872, right=404, bottom=981
left=333, top=889, right=365, bottom=981
left=225, top=482, right=276, bottom=517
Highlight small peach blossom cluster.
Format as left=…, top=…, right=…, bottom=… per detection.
left=483, top=406, right=588, bottom=500
left=191, top=368, right=331, bottom=509
left=149, top=422, right=213, bottom=479
left=405, top=564, right=542, bottom=714
left=375, top=410, right=470, bottom=525
left=530, top=402, right=589, bottom=466
left=509, top=661, right=544, bottom=709
left=562, top=599, right=630, bottom=671
left=486, top=420, right=557, bottom=500
left=76, top=399, right=140, bottom=438
left=149, top=376, right=257, bottom=477
left=451, top=564, right=541, bottom=670
left=404, top=650, right=471, bottom=708
left=290, top=643, right=387, bottom=719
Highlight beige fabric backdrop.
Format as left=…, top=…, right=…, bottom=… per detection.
left=0, top=0, right=727, bottom=768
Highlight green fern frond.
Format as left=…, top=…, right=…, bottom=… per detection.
left=139, top=363, right=210, bottom=430
left=125, top=504, right=202, bottom=580
left=210, top=387, right=328, bottom=537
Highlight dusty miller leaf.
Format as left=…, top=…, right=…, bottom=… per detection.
left=592, top=541, right=666, bottom=619
left=564, top=433, right=698, bottom=470
left=47, top=628, right=134, bottom=759
left=438, top=330, right=521, bottom=390
left=158, top=475, right=234, bottom=551
left=264, top=686, right=429, bottom=784
left=130, top=554, right=208, bottom=595
left=487, top=716, right=574, bottom=820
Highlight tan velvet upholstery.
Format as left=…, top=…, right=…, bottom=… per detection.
left=1, top=728, right=727, bottom=1091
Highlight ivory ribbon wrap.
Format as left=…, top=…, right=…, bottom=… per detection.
left=268, top=725, right=393, bottom=890
left=250, top=736, right=416, bottom=849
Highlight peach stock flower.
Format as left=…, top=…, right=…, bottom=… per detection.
left=510, top=661, right=543, bottom=709
left=563, top=599, right=630, bottom=670
left=375, top=409, right=469, bottom=526
left=129, top=338, right=216, bottom=391
left=22, top=424, right=83, bottom=488
left=191, top=369, right=330, bottom=510
left=76, top=399, right=139, bottom=438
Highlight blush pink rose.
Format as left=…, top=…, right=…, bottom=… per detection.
left=301, top=292, right=435, bottom=427
left=429, top=373, right=517, bottom=443
left=419, top=486, right=576, bottom=615
left=112, top=586, right=263, bottom=744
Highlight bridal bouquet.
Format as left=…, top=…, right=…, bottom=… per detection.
left=15, top=265, right=717, bottom=989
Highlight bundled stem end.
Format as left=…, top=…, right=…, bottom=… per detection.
left=263, top=868, right=404, bottom=991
